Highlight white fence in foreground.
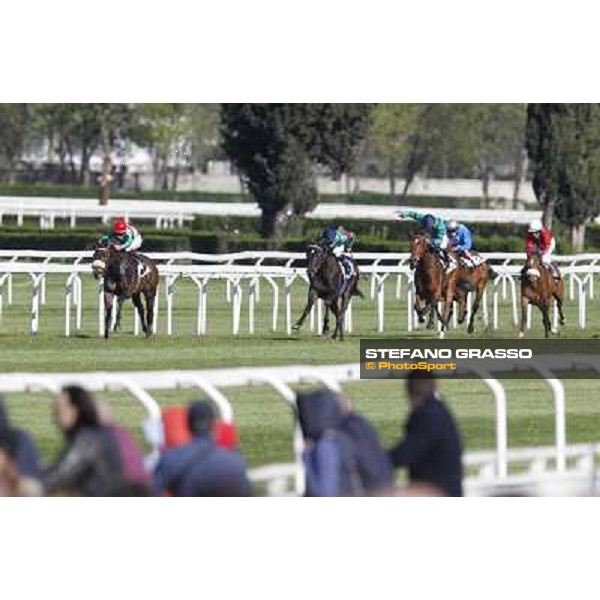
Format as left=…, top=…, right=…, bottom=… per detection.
left=0, top=251, right=599, bottom=337
left=0, top=362, right=596, bottom=496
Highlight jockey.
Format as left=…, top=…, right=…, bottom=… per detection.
left=446, top=220, right=477, bottom=268
left=526, top=219, right=559, bottom=279
left=397, top=209, right=451, bottom=269
left=99, top=219, right=143, bottom=253
left=322, top=225, right=356, bottom=257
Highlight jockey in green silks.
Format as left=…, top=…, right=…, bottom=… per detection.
left=397, top=209, right=451, bottom=270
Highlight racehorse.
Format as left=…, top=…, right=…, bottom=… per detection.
left=519, top=253, right=565, bottom=338
left=292, top=243, right=362, bottom=341
left=91, top=244, right=159, bottom=339
left=439, top=251, right=497, bottom=334
left=408, top=234, right=446, bottom=329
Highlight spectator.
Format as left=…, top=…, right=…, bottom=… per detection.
left=296, top=389, right=362, bottom=497
left=0, top=396, right=44, bottom=484
left=0, top=430, right=43, bottom=497
left=154, top=400, right=251, bottom=497
left=337, top=394, right=394, bottom=494
left=388, top=371, right=463, bottom=497
left=46, top=386, right=123, bottom=496
left=96, top=400, right=151, bottom=491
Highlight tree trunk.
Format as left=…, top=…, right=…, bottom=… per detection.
left=388, top=156, right=396, bottom=199
left=65, top=137, right=76, bottom=183
left=172, top=165, right=180, bottom=191
left=260, top=207, right=278, bottom=238
left=98, top=152, right=112, bottom=206
left=513, top=148, right=528, bottom=210
left=570, top=223, right=586, bottom=251
left=541, top=197, right=555, bottom=229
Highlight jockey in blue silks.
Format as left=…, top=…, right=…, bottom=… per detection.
left=446, top=220, right=478, bottom=268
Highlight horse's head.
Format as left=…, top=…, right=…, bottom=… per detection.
left=409, top=234, right=430, bottom=270
left=306, top=243, right=329, bottom=279
left=523, top=253, right=542, bottom=286
left=91, top=244, right=116, bottom=279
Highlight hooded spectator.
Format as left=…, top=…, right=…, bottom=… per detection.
left=297, top=389, right=363, bottom=497
left=96, top=400, right=151, bottom=491
left=388, top=371, right=463, bottom=497
left=0, top=396, right=43, bottom=484
left=153, top=400, right=251, bottom=497
left=46, top=386, right=123, bottom=496
left=337, top=394, right=394, bottom=494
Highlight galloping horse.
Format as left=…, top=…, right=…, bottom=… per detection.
left=519, top=253, right=565, bottom=338
left=439, top=251, right=496, bottom=334
left=292, top=244, right=362, bottom=341
left=408, top=234, right=446, bottom=329
left=92, top=244, right=159, bottom=339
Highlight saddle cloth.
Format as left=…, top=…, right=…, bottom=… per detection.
left=458, top=253, right=484, bottom=270
left=337, top=255, right=356, bottom=294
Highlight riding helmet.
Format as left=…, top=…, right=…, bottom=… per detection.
left=528, top=219, right=543, bottom=233
left=113, top=220, right=128, bottom=235
left=422, top=214, right=436, bottom=231
left=447, top=220, right=458, bottom=231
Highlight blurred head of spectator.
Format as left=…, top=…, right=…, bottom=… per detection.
left=406, top=370, right=438, bottom=409
left=153, top=399, right=250, bottom=497
left=54, top=385, right=100, bottom=438
left=46, top=386, right=123, bottom=496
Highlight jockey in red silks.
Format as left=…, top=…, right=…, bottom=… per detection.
left=526, top=219, right=560, bottom=279
left=99, top=219, right=143, bottom=253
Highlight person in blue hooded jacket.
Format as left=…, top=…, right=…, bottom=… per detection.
left=296, top=389, right=362, bottom=497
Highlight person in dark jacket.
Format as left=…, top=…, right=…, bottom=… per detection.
left=297, top=389, right=362, bottom=497
left=46, top=386, right=123, bottom=497
left=337, top=394, right=394, bottom=494
left=153, top=400, right=251, bottom=497
left=388, top=371, right=463, bottom=497
left=0, top=396, right=43, bottom=484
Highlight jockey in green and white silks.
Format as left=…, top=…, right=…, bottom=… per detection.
left=99, top=220, right=143, bottom=252
left=322, top=225, right=356, bottom=257
left=397, top=209, right=452, bottom=270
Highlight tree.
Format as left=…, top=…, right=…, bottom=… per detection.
left=370, top=104, right=423, bottom=197
left=220, top=104, right=370, bottom=238
left=95, top=104, right=134, bottom=205
left=0, top=104, right=31, bottom=182
left=526, top=103, right=600, bottom=249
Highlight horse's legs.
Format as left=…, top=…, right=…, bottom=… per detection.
left=322, top=304, right=331, bottom=335
left=555, top=294, right=565, bottom=326
left=541, top=303, right=552, bottom=338
left=414, top=294, right=427, bottom=324
left=426, top=301, right=436, bottom=329
left=335, top=292, right=351, bottom=342
left=114, top=295, right=125, bottom=332
left=293, top=288, right=317, bottom=332
left=104, top=291, right=114, bottom=340
left=519, top=296, right=529, bottom=338
left=329, top=299, right=341, bottom=340
left=144, top=292, right=156, bottom=337
left=132, top=292, right=147, bottom=334
left=467, top=280, right=486, bottom=334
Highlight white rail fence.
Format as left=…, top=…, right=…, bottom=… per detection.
left=0, top=362, right=596, bottom=496
left=0, top=196, right=555, bottom=229
left=0, top=251, right=598, bottom=337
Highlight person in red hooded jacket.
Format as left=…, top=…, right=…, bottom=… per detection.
left=526, top=219, right=560, bottom=279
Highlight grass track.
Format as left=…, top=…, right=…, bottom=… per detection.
left=1, top=273, right=600, bottom=468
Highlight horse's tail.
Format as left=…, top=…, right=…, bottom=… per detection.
left=487, top=264, right=499, bottom=280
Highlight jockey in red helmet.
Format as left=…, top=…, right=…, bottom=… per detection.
left=526, top=219, right=560, bottom=279
left=99, top=219, right=143, bottom=252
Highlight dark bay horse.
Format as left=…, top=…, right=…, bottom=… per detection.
left=408, top=234, right=446, bottom=330
left=92, top=244, right=159, bottom=339
left=439, top=251, right=497, bottom=334
left=292, top=244, right=362, bottom=341
left=519, top=254, right=565, bottom=338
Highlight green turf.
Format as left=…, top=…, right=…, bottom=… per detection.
left=1, top=272, right=600, bottom=469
